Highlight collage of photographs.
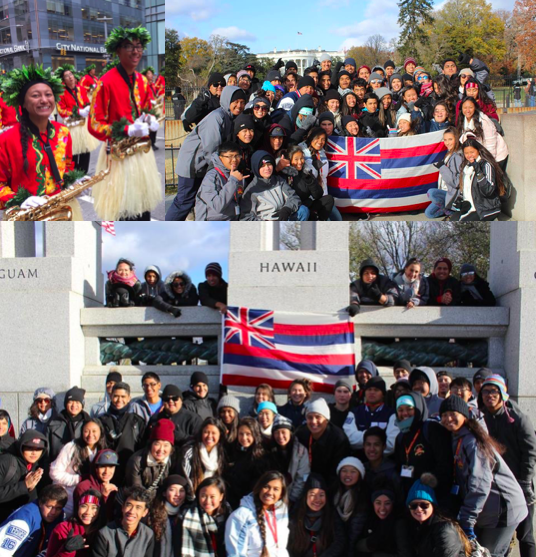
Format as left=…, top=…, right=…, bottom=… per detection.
left=1, top=0, right=536, bottom=556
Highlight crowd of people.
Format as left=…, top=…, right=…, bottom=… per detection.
left=0, top=25, right=165, bottom=221
left=168, top=53, right=511, bottom=222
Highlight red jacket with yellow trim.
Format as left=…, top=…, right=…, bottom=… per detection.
left=0, top=121, right=74, bottom=209
left=57, top=86, right=91, bottom=119
left=80, top=73, right=98, bottom=94
left=0, top=93, right=18, bottom=130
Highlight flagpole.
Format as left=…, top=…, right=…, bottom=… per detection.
left=219, top=311, right=225, bottom=387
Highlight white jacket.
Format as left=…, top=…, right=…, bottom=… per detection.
left=462, top=113, right=508, bottom=162
left=225, top=494, right=289, bottom=557
left=343, top=412, right=399, bottom=456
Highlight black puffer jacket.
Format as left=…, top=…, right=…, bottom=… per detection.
left=154, top=271, right=199, bottom=313
left=138, top=265, right=165, bottom=307
left=182, top=391, right=217, bottom=421
left=459, top=275, right=496, bottom=307
left=350, top=258, right=399, bottom=307
left=182, top=88, right=221, bottom=132
left=0, top=430, right=48, bottom=523
left=358, top=110, right=388, bottom=138
left=406, top=513, right=466, bottom=557
left=147, top=408, right=203, bottom=449
left=47, top=409, right=90, bottom=462
left=198, top=279, right=228, bottom=309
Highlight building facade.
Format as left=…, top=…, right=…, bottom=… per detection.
left=144, top=0, right=163, bottom=72
left=0, top=0, right=144, bottom=74
left=255, top=48, right=345, bottom=76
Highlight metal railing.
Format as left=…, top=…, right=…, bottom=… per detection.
left=165, top=144, right=180, bottom=188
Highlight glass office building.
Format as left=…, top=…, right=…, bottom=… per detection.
left=0, top=0, right=145, bottom=74
left=144, top=0, right=163, bottom=72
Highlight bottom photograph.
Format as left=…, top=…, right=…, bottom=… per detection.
left=0, top=220, right=534, bottom=557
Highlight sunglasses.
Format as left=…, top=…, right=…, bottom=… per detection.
left=417, top=75, right=430, bottom=81
left=212, top=82, right=225, bottom=87
left=35, top=398, right=50, bottom=403
left=164, top=396, right=180, bottom=402
left=370, top=80, right=382, bottom=84
left=409, top=502, right=431, bottom=511
left=254, top=105, right=268, bottom=111
left=172, top=282, right=185, bottom=288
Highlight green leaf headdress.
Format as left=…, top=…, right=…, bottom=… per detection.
left=55, top=64, right=77, bottom=82
left=2, top=64, right=64, bottom=108
left=100, top=58, right=119, bottom=77
left=142, top=66, right=156, bottom=76
left=85, top=64, right=96, bottom=74
left=104, top=26, right=152, bottom=55
left=159, top=67, right=165, bottom=77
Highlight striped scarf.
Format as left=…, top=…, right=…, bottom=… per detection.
left=182, top=505, right=218, bottom=557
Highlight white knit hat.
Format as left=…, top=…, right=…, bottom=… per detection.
left=337, top=456, right=366, bottom=479
left=305, top=398, right=330, bottom=421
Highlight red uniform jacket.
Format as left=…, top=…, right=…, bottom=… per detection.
left=155, top=75, right=165, bottom=97
left=0, top=121, right=74, bottom=209
left=57, top=86, right=91, bottom=119
left=0, top=93, right=18, bottom=130
left=79, top=73, right=98, bottom=95
left=88, top=65, right=154, bottom=143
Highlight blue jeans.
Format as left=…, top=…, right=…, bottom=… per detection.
left=424, top=188, right=447, bottom=218
left=529, top=95, right=535, bottom=108
left=289, top=206, right=310, bottom=221
left=514, top=99, right=522, bottom=107
left=476, top=523, right=518, bottom=557
left=328, top=205, right=343, bottom=221
left=165, top=176, right=203, bottom=221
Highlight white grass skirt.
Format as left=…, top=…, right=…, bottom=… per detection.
left=69, top=122, right=101, bottom=155
left=92, top=142, right=162, bottom=220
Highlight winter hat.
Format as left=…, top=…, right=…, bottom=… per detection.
left=396, top=394, right=416, bottom=409
left=364, top=376, right=386, bottom=396
left=150, top=418, right=175, bottom=444
left=384, top=60, right=396, bottom=70
left=394, top=360, right=412, bottom=374
left=398, top=113, right=412, bottom=124
left=334, top=378, right=354, bottom=392
left=436, top=370, right=452, bottom=379
left=375, top=87, right=392, bottom=100
left=230, top=89, right=247, bottom=103
left=482, top=375, right=509, bottom=401
left=190, top=371, right=209, bottom=387
left=304, top=472, right=328, bottom=492
left=337, top=70, right=352, bottom=83
left=401, top=73, right=413, bottom=83
left=413, top=66, right=427, bottom=78
left=460, top=263, right=476, bottom=276
left=272, top=414, right=294, bottom=433
left=236, top=70, right=251, bottom=81
left=257, top=401, right=278, bottom=415
left=298, top=106, right=314, bottom=116
left=205, top=262, right=222, bottom=278
left=357, top=65, right=371, bottom=75
left=306, top=398, right=330, bottom=421
left=342, top=115, right=357, bottom=129
left=439, top=395, right=470, bottom=419
left=368, top=72, right=383, bottom=83
left=473, top=367, right=493, bottom=384
left=337, top=456, right=366, bottom=479
left=318, top=111, right=335, bottom=125
left=274, top=85, right=286, bottom=93
left=389, top=73, right=403, bottom=86
left=434, top=257, right=453, bottom=273
left=65, top=387, right=85, bottom=406
left=269, top=126, right=285, bottom=137
left=21, top=433, right=47, bottom=450
left=251, top=97, right=271, bottom=111
left=406, top=474, right=438, bottom=506
left=162, top=384, right=183, bottom=400
left=217, top=395, right=241, bottom=415
left=298, top=76, right=315, bottom=89
left=94, top=449, right=119, bottom=467
left=286, top=60, right=298, bottom=71
left=106, top=371, right=122, bottom=383
left=244, top=64, right=256, bottom=74
left=371, top=486, right=395, bottom=503
left=33, top=387, right=55, bottom=401
left=319, top=53, right=332, bottom=62
left=459, top=68, right=475, bottom=77
left=404, top=57, right=417, bottom=70
left=262, top=81, right=276, bottom=93
left=323, top=89, right=341, bottom=102
left=208, top=72, right=226, bottom=87
left=267, top=70, right=282, bottom=82
left=163, top=474, right=188, bottom=490
left=344, top=57, right=357, bottom=68
left=234, top=114, right=256, bottom=134
left=251, top=150, right=276, bottom=177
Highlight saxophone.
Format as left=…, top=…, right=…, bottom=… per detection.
left=3, top=160, right=112, bottom=221
left=63, top=116, right=86, bottom=129
left=110, top=114, right=165, bottom=161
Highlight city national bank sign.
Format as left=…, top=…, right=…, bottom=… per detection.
left=56, top=43, right=107, bottom=54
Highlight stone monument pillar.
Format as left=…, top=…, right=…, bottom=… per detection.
left=489, top=222, right=536, bottom=416
left=0, top=222, right=103, bottom=430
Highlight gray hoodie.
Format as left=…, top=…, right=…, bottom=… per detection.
left=176, top=86, right=241, bottom=178
left=410, top=367, right=443, bottom=418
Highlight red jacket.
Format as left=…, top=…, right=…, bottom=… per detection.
left=0, top=93, right=18, bottom=130
left=0, top=121, right=74, bottom=209
left=88, top=65, right=154, bottom=143
left=57, top=86, right=91, bottom=119
left=46, top=521, right=90, bottom=557
left=79, top=74, right=98, bottom=95
left=155, top=75, right=165, bottom=97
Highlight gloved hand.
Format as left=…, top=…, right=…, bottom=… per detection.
left=348, top=304, right=360, bottom=317
left=335, top=61, right=344, bottom=73
left=21, top=196, right=47, bottom=209
left=462, top=526, right=476, bottom=540
left=275, top=58, right=284, bottom=70
left=519, top=481, right=536, bottom=506
left=300, top=114, right=317, bottom=131
left=414, top=97, right=427, bottom=108
left=458, top=52, right=472, bottom=65
left=182, top=120, right=194, bottom=133
left=145, top=114, right=160, bottom=132
left=280, top=165, right=299, bottom=177
left=313, top=59, right=321, bottom=68
left=169, top=307, right=182, bottom=318
left=366, top=126, right=373, bottom=136
left=277, top=207, right=292, bottom=221
left=128, top=121, right=149, bottom=138
left=433, top=160, right=444, bottom=169
left=78, top=106, right=90, bottom=118
left=64, top=529, right=86, bottom=552
left=407, top=102, right=415, bottom=111
left=297, top=205, right=310, bottom=221
left=367, top=283, right=383, bottom=302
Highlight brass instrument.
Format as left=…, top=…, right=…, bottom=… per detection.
left=110, top=115, right=164, bottom=161
left=64, top=116, right=86, bottom=129
left=3, top=160, right=112, bottom=222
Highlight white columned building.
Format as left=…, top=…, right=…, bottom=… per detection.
left=255, top=48, right=345, bottom=75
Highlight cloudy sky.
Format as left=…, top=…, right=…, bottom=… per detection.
left=168, top=0, right=515, bottom=54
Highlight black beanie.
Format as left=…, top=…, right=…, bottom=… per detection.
left=402, top=73, right=413, bottom=83
left=65, top=386, right=85, bottom=406
left=191, top=371, right=209, bottom=387
left=364, top=376, right=386, bottom=396
left=342, top=115, right=356, bottom=128
left=337, top=70, right=351, bottom=83
left=286, top=60, right=298, bottom=70
left=318, top=111, right=335, bottom=124
left=323, top=89, right=341, bottom=102
left=439, top=395, right=470, bottom=420
left=384, top=60, right=395, bottom=69
left=304, top=472, right=327, bottom=492
left=297, top=76, right=315, bottom=89
left=473, top=367, right=493, bottom=383
left=234, top=114, right=255, bottom=135
left=106, top=371, right=122, bottom=383
left=208, top=72, right=226, bottom=88
left=163, top=384, right=183, bottom=399
left=394, top=360, right=412, bottom=373
left=163, top=474, right=188, bottom=490
left=230, top=89, right=247, bottom=103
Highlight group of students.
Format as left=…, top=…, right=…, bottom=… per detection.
left=0, top=357, right=534, bottom=557
left=168, top=52, right=510, bottom=222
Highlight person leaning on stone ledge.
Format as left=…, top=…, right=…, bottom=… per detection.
left=153, top=270, right=199, bottom=318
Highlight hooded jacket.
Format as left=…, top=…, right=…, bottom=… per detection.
left=177, top=86, right=242, bottom=178
left=426, top=273, right=461, bottom=306
left=182, top=88, right=221, bottom=132
left=153, top=271, right=199, bottom=313
left=182, top=391, right=217, bottom=422
left=459, top=274, right=496, bottom=307
left=139, top=266, right=164, bottom=306
left=47, top=409, right=90, bottom=464
left=0, top=430, right=49, bottom=523
left=409, top=367, right=443, bottom=417
left=195, top=152, right=245, bottom=221
left=349, top=258, right=399, bottom=307
left=273, top=94, right=316, bottom=145
left=225, top=494, right=290, bottom=557
left=90, top=381, right=111, bottom=419
left=198, top=277, right=228, bottom=309
left=0, top=411, right=15, bottom=454
left=406, top=513, right=465, bottom=557
left=240, top=151, right=300, bottom=221
left=393, top=271, right=430, bottom=306
left=350, top=359, right=379, bottom=406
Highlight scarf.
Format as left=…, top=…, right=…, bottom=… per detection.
left=165, top=501, right=182, bottom=516
left=402, top=273, right=420, bottom=296
left=147, top=452, right=169, bottom=467
left=63, top=409, right=84, bottom=440
left=107, top=269, right=139, bottom=287
left=199, top=444, right=219, bottom=478
left=396, top=416, right=414, bottom=433
left=461, top=282, right=483, bottom=301
left=108, top=404, right=129, bottom=418
left=420, top=81, right=433, bottom=97
left=261, top=423, right=273, bottom=438
left=182, top=506, right=218, bottom=557
left=334, top=489, right=355, bottom=522
left=305, top=509, right=323, bottom=533
left=38, top=409, right=53, bottom=423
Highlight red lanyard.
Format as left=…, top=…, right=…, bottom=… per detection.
left=404, top=429, right=421, bottom=464
left=210, top=532, right=218, bottom=556
left=310, top=532, right=317, bottom=557
left=308, top=434, right=314, bottom=465
left=265, top=509, right=278, bottom=548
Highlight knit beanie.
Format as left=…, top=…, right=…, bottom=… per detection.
left=401, top=73, right=413, bottom=83
left=459, top=68, right=475, bottom=78
left=384, top=60, right=395, bottom=69
left=398, top=113, right=412, bottom=124
left=375, top=87, right=392, bottom=100
left=163, top=474, right=188, bottom=490
left=473, top=367, right=493, bottom=384
left=323, top=89, right=341, bottom=102
left=306, top=398, right=331, bottom=421
left=337, top=456, right=366, bottom=479
left=439, top=395, right=470, bottom=419
left=404, top=57, right=417, bottom=70
left=261, top=81, right=277, bottom=93
left=286, top=60, right=298, bottom=71
left=272, top=414, right=294, bottom=433
left=205, top=262, right=222, bottom=278
left=434, top=257, right=453, bottom=273
left=208, top=72, right=226, bottom=88
left=106, top=371, right=122, bottom=383
left=482, top=375, right=509, bottom=401
left=257, top=401, right=278, bottom=415
left=368, top=72, right=383, bottom=83
left=394, top=360, right=412, bottom=374
left=162, top=384, right=183, bottom=400
left=304, top=472, right=328, bottom=492
left=413, top=66, right=427, bottom=77
left=344, top=57, right=357, bottom=67
left=371, top=487, right=395, bottom=503
left=364, top=376, right=386, bottom=396
left=65, top=387, right=85, bottom=406
left=298, top=76, right=315, bottom=89
left=334, top=378, right=353, bottom=392
left=266, top=70, right=282, bottom=82
left=342, top=115, right=357, bottom=129
left=460, top=264, right=476, bottom=276
left=230, top=89, right=247, bottom=103
left=389, top=73, right=403, bottom=86
left=357, top=65, right=371, bottom=75
left=406, top=474, right=438, bottom=506
left=217, top=395, right=240, bottom=415
left=234, top=114, right=256, bottom=134
left=150, top=418, right=175, bottom=444
left=190, top=371, right=209, bottom=387
left=396, top=394, right=415, bottom=409
left=236, top=69, right=250, bottom=81
left=319, top=53, right=332, bottom=62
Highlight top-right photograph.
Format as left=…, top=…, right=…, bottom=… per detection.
left=165, top=0, right=535, bottom=222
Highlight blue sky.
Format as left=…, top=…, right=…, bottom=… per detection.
left=168, top=0, right=515, bottom=54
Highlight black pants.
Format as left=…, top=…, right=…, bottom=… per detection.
left=73, top=152, right=91, bottom=174
left=150, top=130, right=157, bottom=146
left=517, top=503, right=535, bottom=557
left=119, top=211, right=151, bottom=221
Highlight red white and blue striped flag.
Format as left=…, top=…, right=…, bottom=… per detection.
left=326, top=130, right=448, bottom=214
left=221, top=306, right=356, bottom=393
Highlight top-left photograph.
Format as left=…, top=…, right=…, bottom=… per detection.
left=0, top=0, right=165, bottom=221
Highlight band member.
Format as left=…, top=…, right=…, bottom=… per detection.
left=142, top=66, right=159, bottom=150
left=0, top=78, right=18, bottom=133
left=56, top=64, right=100, bottom=173
left=155, top=67, right=165, bottom=97
left=88, top=25, right=162, bottom=221
left=0, top=64, right=82, bottom=218
left=79, top=64, right=99, bottom=98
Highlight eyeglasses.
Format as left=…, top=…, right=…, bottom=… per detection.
left=143, top=382, right=159, bottom=389
left=221, top=154, right=241, bottom=160
left=460, top=75, right=469, bottom=79
left=481, top=388, right=501, bottom=396
left=409, top=502, right=431, bottom=511
left=254, top=106, right=268, bottom=111
left=164, top=396, right=180, bottom=402
left=417, top=75, right=430, bottom=81
left=211, top=82, right=225, bottom=87
left=122, top=44, right=144, bottom=53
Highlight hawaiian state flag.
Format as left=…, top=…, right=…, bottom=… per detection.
left=325, top=130, right=448, bottom=214
left=221, top=307, right=356, bottom=393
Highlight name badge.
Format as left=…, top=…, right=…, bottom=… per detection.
left=451, top=485, right=460, bottom=495
left=235, top=205, right=241, bottom=216
left=401, top=465, right=414, bottom=478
